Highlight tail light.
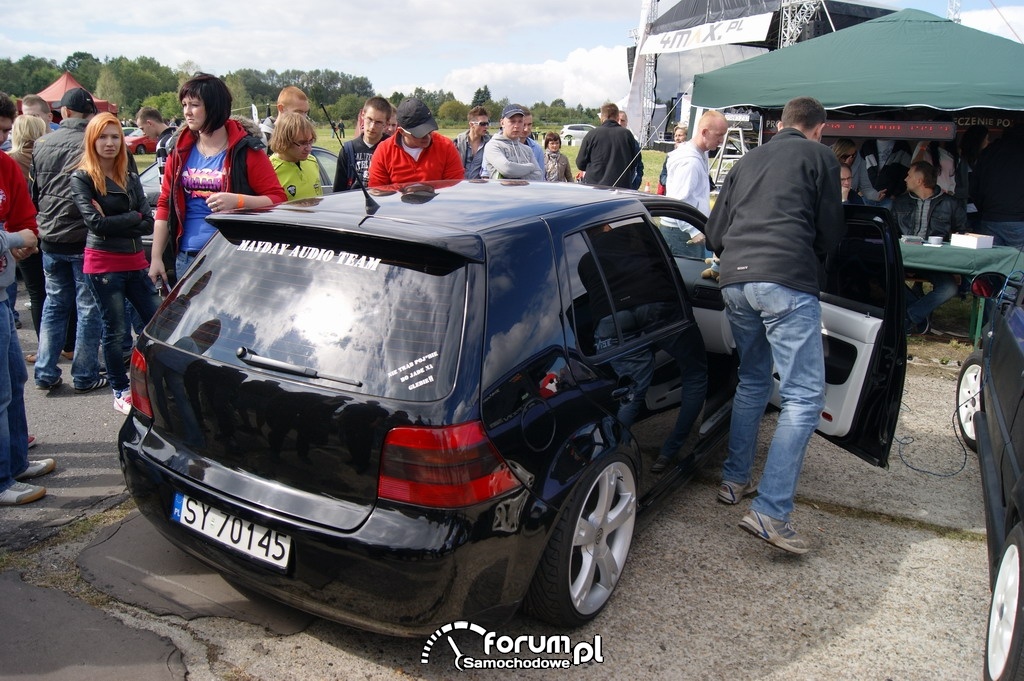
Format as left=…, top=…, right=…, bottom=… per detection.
left=378, top=421, right=522, bottom=508
left=129, top=348, right=153, bottom=418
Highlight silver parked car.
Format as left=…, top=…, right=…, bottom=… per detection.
left=559, top=124, right=595, bottom=146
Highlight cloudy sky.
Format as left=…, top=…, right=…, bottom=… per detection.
left=1, top=0, right=1021, bottom=107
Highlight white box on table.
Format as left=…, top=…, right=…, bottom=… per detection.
left=950, top=233, right=994, bottom=249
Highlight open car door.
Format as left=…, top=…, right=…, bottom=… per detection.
left=641, top=198, right=906, bottom=468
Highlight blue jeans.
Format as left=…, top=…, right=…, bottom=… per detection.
left=981, top=220, right=1024, bottom=251
left=720, top=283, right=825, bottom=522
left=86, top=269, right=161, bottom=393
left=5, top=281, right=18, bottom=322
left=905, top=271, right=958, bottom=327
left=175, top=250, right=201, bottom=284
left=0, top=302, right=30, bottom=493
left=34, top=252, right=103, bottom=389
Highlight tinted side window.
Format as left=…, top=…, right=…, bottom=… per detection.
left=147, top=234, right=466, bottom=402
left=482, top=221, right=564, bottom=391
left=565, top=218, right=685, bottom=357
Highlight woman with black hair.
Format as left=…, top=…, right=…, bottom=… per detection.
left=148, top=73, right=286, bottom=289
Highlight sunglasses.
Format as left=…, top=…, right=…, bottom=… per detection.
left=840, top=153, right=856, bottom=161
left=472, top=121, right=490, bottom=127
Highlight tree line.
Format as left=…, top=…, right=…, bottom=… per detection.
left=0, top=53, right=600, bottom=126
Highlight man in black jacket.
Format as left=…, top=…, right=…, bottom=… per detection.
left=30, top=88, right=107, bottom=394
left=973, top=125, right=1024, bottom=250
left=576, top=103, right=642, bottom=189
left=705, top=96, right=844, bottom=555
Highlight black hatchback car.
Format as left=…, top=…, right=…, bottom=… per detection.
left=118, top=181, right=907, bottom=636
left=954, top=269, right=1024, bottom=681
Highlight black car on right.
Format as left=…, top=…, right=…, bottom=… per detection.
left=955, top=269, right=1024, bottom=681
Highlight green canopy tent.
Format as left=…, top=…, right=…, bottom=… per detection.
left=691, top=9, right=1024, bottom=112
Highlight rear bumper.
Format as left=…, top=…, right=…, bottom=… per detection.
left=118, top=420, right=551, bottom=637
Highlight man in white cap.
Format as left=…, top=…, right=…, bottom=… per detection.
left=367, top=97, right=463, bottom=187
left=483, top=104, right=543, bottom=181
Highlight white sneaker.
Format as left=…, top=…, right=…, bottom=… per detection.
left=113, top=389, right=133, bottom=415
left=15, top=458, right=55, bottom=481
left=0, top=481, right=46, bottom=506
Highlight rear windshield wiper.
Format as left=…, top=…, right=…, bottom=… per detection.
left=236, top=347, right=363, bottom=387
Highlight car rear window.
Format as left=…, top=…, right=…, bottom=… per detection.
left=146, top=232, right=467, bottom=402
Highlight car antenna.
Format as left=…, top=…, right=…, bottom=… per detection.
left=319, top=103, right=379, bottom=215
left=352, top=172, right=380, bottom=216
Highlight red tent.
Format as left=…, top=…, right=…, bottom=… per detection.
left=32, top=72, right=118, bottom=114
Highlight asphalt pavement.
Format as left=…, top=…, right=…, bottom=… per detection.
left=0, top=300, right=991, bottom=680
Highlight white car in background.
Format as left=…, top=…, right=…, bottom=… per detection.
left=559, top=124, right=595, bottom=146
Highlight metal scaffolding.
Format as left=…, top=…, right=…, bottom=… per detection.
left=779, top=0, right=831, bottom=47
left=947, top=0, right=961, bottom=23
left=634, top=0, right=659, bottom=147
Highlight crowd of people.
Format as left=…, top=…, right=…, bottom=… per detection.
left=332, top=96, right=644, bottom=190
left=0, top=78, right=650, bottom=508
left=0, top=74, right=294, bottom=506
left=826, top=120, right=1023, bottom=333
left=655, top=97, right=1024, bottom=552
left=2, top=76, right=1020, bottom=560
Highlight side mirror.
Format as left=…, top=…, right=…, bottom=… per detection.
left=971, top=272, right=1007, bottom=299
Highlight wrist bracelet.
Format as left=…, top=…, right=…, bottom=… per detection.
left=237, top=194, right=245, bottom=209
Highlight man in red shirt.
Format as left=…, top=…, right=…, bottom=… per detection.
left=368, top=98, right=463, bottom=187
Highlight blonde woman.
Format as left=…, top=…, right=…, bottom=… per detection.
left=830, top=138, right=857, bottom=167
left=6, top=114, right=47, bottom=339
left=69, top=112, right=159, bottom=414
left=7, top=114, right=46, bottom=183
left=270, top=112, right=323, bottom=199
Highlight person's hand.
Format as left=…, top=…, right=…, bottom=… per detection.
left=687, top=233, right=706, bottom=245
left=149, top=260, right=168, bottom=291
left=877, top=189, right=888, bottom=200
left=91, top=199, right=105, bottom=217
left=206, top=192, right=238, bottom=212
left=10, top=230, right=38, bottom=261
left=15, top=229, right=37, bottom=251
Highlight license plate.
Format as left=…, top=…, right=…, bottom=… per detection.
left=172, top=493, right=291, bottom=569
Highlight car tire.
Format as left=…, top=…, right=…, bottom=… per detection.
left=956, top=350, right=983, bottom=452
left=524, top=451, right=637, bottom=627
left=987, top=524, right=1024, bottom=680
left=135, top=144, right=147, bottom=155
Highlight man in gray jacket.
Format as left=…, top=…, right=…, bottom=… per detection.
left=705, top=96, right=844, bottom=555
left=30, top=88, right=107, bottom=393
left=483, top=104, right=543, bottom=181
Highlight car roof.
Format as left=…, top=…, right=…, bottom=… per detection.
left=209, top=180, right=650, bottom=261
